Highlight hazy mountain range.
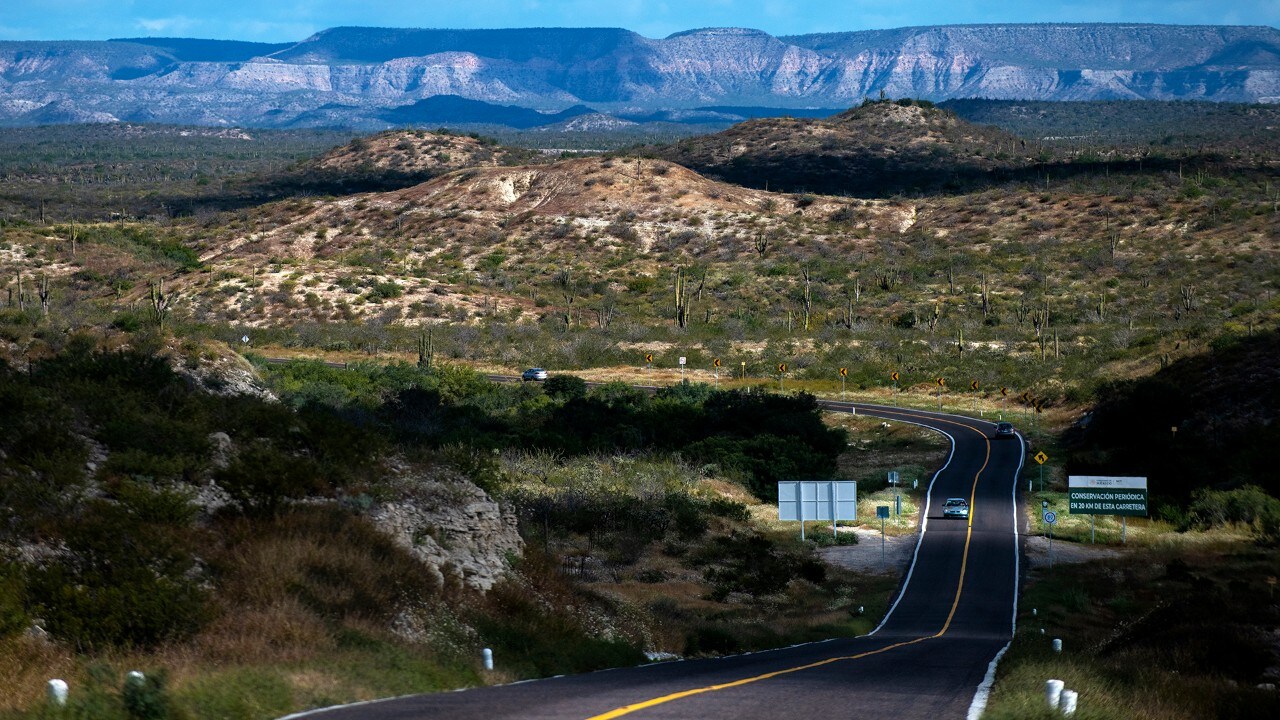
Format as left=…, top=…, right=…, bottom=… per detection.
left=1, top=23, right=1278, bottom=129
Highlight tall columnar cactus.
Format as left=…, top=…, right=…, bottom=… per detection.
left=417, top=330, right=434, bottom=370
left=149, top=279, right=172, bottom=329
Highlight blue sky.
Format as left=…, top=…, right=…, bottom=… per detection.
left=1, top=1, right=1276, bottom=42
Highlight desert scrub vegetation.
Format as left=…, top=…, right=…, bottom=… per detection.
left=984, top=545, right=1280, bottom=719
left=0, top=336, right=878, bottom=717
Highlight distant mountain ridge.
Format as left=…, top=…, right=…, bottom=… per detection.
left=0, top=23, right=1277, bottom=129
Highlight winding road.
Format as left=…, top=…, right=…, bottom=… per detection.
left=285, top=401, right=1025, bottom=720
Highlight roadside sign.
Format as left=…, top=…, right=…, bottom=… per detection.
left=891, top=371, right=900, bottom=382
left=888, top=471, right=899, bottom=485
left=839, top=367, right=848, bottom=377
left=1044, top=511, right=1057, bottom=524
left=1001, top=387, right=1008, bottom=396
left=1034, top=451, right=1048, bottom=465
left=1068, top=476, right=1148, bottom=517
left=678, top=356, right=686, bottom=366
left=713, top=358, right=721, bottom=368
left=644, top=353, right=653, bottom=363
left=778, top=363, right=787, bottom=373
left=937, top=377, right=945, bottom=386
left=971, top=380, right=979, bottom=391
left=877, top=506, right=890, bottom=520
left=778, top=481, right=858, bottom=522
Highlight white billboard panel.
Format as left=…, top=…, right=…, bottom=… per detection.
left=778, top=481, right=857, bottom=522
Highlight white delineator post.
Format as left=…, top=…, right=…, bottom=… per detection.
left=1045, top=679, right=1064, bottom=709
left=482, top=648, right=494, bottom=671
left=1053, top=638, right=1063, bottom=653
left=47, top=679, right=68, bottom=706
left=126, top=671, right=145, bottom=687
left=1059, top=689, right=1078, bottom=715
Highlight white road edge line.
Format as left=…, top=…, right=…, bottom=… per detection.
left=857, top=410, right=957, bottom=636
left=965, top=430, right=1027, bottom=720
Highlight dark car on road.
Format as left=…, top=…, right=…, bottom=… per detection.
left=994, top=421, right=1015, bottom=438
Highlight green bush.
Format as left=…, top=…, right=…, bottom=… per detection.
left=215, top=441, right=327, bottom=516
left=122, top=671, right=173, bottom=720
left=28, top=488, right=208, bottom=651
left=543, top=374, right=587, bottom=401
left=1189, top=485, right=1280, bottom=530
left=0, top=564, right=26, bottom=638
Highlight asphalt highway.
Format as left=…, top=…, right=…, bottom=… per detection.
left=286, top=400, right=1025, bottom=720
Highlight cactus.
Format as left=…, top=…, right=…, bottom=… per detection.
left=417, top=330, right=434, bottom=370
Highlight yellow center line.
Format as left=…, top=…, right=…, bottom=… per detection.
left=584, top=406, right=997, bottom=720
left=587, top=637, right=932, bottom=720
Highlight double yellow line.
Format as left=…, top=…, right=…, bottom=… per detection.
left=585, top=408, right=992, bottom=720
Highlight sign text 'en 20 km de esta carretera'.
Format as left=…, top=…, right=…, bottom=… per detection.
left=1068, top=476, right=1148, bottom=517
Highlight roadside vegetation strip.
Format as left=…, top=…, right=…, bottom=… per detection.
left=585, top=404, right=1001, bottom=719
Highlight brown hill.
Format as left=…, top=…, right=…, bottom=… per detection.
left=654, top=100, right=1032, bottom=196
left=312, top=130, right=535, bottom=175
left=260, top=130, right=544, bottom=197
left=186, top=156, right=909, bottom=326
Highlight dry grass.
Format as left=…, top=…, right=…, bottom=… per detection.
left=0, top=636, right=76, bottom=710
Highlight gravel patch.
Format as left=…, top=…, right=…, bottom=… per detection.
left=1023, top=535, right=1122, bottom=568
left=817, top=527, right=918, bottom=574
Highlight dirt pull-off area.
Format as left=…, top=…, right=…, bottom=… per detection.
left=817, top=527, right=918, bottom=574
left=1023, top=535, right=1122, bottom=568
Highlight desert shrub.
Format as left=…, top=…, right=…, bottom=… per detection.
left=367, top=281, right=403, bottom=300
left=470, top=563, right=644, bottom=677
left=542, top=374, right=587, bottom=401
left=215, top=441, right=327, bottom=516
left=122, top=671, right=173, bottom=720
left=1189, top=485, right=1280, bottom=542
left=0, top=564, right=26, bottom=638
left=211, top=506, right=440, bottom=624
left=701, top=533, right=803, bottom=600
left=684, top=625, right=740, bottom=656
left=28, top=485, right=208, bottom=651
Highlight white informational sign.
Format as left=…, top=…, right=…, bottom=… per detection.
left=1044, top=511, right=1057, bottom=524
left=777, top=481, right=858, bottom=522
left=1068, top=476, right=1148, bottom=516
left=888, top=471, right=899, bottom=485
left=678, top=356, right=686, bottom=365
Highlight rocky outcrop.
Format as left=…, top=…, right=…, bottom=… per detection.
left=370, top=478, right=523, bottom=592
left=0, top=24, right=1278, bottom=128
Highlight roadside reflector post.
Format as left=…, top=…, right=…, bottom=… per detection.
left=482, top=648, right=494, bottom=671
left=877, top=505, right=889, bottom=565
left=1052, top=638, right=1063, bottom=653
left=1045, top=679, right=1064, bottom=709
left=1059, top=689, right=1078, bottom=715
left=47, top=679, right=68, bottom=706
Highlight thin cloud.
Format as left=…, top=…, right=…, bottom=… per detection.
left=135, top=16, right=199, bottom=35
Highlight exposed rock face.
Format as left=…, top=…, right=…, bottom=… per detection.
left=1, top=24, right=1278, bottom=128
left=370, top=478, right=523, bottom=592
